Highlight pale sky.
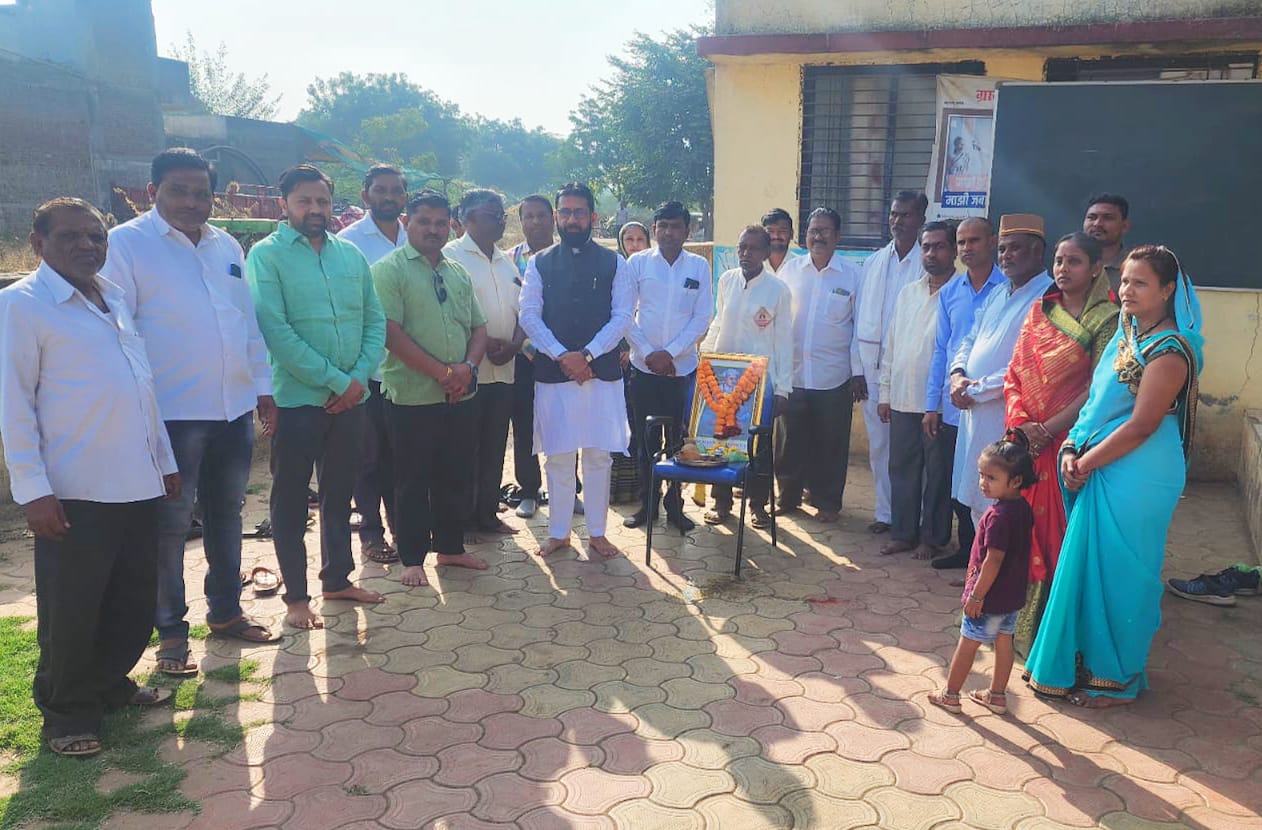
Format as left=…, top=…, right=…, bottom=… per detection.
left=151, top=0, right=714, bottom=136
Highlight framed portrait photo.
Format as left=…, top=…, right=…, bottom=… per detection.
left=689, top=352, right=770, bottom=456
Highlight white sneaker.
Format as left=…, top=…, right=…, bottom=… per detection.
left=573, top=497, right=585, bottom=516
left=516, top=498, right=538, bottom=518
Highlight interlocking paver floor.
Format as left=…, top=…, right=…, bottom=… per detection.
left=0, top=463, right=1259, bottom=829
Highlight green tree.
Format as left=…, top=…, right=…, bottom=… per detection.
left=565, top=26, right=715, bottom=237
left=463, top=117, right=563, bottom=200
left=298, top=73, right=468, bottom=175
left=168, top=32, right=282, bottom=120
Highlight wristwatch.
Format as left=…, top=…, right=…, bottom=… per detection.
left=581, top=349, right=594, bottom=364
left=464, top=360, right=479, bottom=378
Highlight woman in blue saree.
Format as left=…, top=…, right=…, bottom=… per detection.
left=1025, top=245, right=1202, bottom=708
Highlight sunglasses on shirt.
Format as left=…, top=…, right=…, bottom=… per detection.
left=433, top=272, right=448, bottom=304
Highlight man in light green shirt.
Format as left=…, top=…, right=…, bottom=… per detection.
left=372, top=189, right=488, bottom=589
left=246, top=164, right=386, bottom=631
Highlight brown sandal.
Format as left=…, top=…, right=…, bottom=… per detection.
left=209, top=615, right=281, bottom=643
left=249, top=567, right=282, bottom=596
left=49, top=733, right=101, bottom=757
left=155, top=643, right=198, bottom=677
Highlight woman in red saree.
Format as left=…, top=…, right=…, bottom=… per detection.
left=1004, top=232, right=1118, bottom=655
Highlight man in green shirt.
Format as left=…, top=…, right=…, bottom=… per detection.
left=373, top=189, right=489, bottom=589
left=247, top=164, right=386, bottom=631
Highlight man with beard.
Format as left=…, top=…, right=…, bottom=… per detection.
left=374, top=190, right=489, bottom=588
left=856, top=191, right=927, bottom=534
left=508, top=195, right=557, bottom=519
left=924, top=216, right=1005, bottom=570
left=762, top=208, right=799, bottom=277
left=444, top=189, right=523, bottom=535
left=0, top=198, right=180, bottom=756
left=338, top=164, right=408, bottom=565
left=878, top=221, right=958, bottom=560
left=519, top=182, right=633, bottom=559
left=1082, top=193, right=1130, bottom=293
left=103, top=148, right=277, bottom=677
left=248, top=164, right=387, bottom=630
left=949, top=214, right=1053, bottom=526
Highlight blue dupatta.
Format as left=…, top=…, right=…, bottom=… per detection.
left=1026, top=269, right=1202, bottom=699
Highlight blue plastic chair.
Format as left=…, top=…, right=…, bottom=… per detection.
left=643, top=374, right=778, bottom=577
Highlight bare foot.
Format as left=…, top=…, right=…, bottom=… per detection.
left=285, top=602, right=324, bottom=630
left=913, top=544, right=943, bottom=561
left=435, top=552, right=489, bottom=570
left=814, top=509, right=840, bottom=523
left=322, top=585, right=386, bottom=604
left=400, top=565, right=429, bottom=587
left=1067, top=690, right=1133, bottom=709
left=536, top=536, right=572, bottom=557
left=479, top=520, right=515, bottom=535
left=588, top=536, right=623, bottom=559
left=880, top=540, right=916, bottom=556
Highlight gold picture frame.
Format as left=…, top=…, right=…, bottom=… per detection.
left=688, top=352, right=770, bottom=456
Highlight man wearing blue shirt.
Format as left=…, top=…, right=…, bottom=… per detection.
left=922, top=216, right=1005, bottom=570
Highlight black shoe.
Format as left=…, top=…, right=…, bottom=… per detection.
left=750, top=509, right=772, bottom=530
left=623, top=509, right=650, bottom=528
left=667, top=512, right=695, bottom=532
left=931, top=550, right=970, bottom=570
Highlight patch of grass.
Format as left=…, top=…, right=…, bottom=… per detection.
left=244, top=483, right=269, bottom=496
left=147, top=624, right=211, bottom=648
left=0, top=617, right=261, bottom=830
left=203, top=658, right=260, bottom=685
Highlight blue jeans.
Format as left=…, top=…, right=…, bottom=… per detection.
left=961, top=609, right=1019, bottom=645
left=155, top=413, right=255, bottom=642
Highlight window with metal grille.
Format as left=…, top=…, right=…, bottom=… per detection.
left=799, top=63, right=983, bottom=249
left=1045, top=53, right=1258, bottom=82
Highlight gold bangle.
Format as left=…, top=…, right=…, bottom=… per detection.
left=444, top=366, right=453, bottom=379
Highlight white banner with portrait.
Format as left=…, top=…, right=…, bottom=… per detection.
left=927, top=75, right=1003, bottom=220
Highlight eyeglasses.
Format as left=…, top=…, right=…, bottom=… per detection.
left=433, top=272, right=448, bottom=304
left=470, top=210, right=507, bottom=224
left=557, top=208, right=591, bottom=220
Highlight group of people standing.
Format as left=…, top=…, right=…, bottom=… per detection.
left=0, top=146, right=1203, bottom=757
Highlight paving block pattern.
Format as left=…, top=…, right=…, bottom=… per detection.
left=0, top=472, right=1259, bottom=828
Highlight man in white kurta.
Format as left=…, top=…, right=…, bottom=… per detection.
left=519, top=184, right=633, bottom=559
left=700, top=225, right=794, bottom=525
left=949, top=214, right=1053, bottom=524
left=856, top=191, right=927, bottom=533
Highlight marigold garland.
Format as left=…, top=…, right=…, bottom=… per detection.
left=698, top=357, right=767, bottom=438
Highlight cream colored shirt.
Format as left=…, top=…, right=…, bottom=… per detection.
left=879, top=275, right=944, bottom=412
left=780, top=253, right=863, bottom=391
left=443, top=234, right=520, bottom=384
left=701, top=267, right=794, bottom=398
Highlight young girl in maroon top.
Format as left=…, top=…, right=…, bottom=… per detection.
left=929, top=431, right=1036, bottom=715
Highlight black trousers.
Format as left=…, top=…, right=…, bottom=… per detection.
left=511, top=354, right=542, bottom=500
left=631, top=369, right=692, bottom=515
left=270, top=405, right=364, bottom=604
left=34, top=498, right=159, bottom=738
left=712, top=427, right=774, bottom=512
left=387, top=398, right=476, bottom=565
left=353, top=380, right=396, bottom=545
left=889, top=410, right=954, bottom=546
left=471, top=383, right=514, bottom=528
left=777, top=382, right=854, bottom=512
left=941, top=423, right=977, bottom=553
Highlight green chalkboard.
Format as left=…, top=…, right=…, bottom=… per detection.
left=988, top=80, right=1262, bottom=289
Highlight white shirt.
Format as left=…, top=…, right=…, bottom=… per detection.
left=625, top=247, right=713, bottom=377
left=701, top=267, right=794, bottom=398
left=444, top=234, right=521, bottom=385
left=780, top=254, right=863, bottom=391
left=857, top=242, right=924, bottom=374
left=519, top=245, right=635, bottom=364
left=879, top=276, right=944, bottom=412
left=0, top=263, right=178, bottom=505
left=338, top=214, right=407, bottom=266
left=765, top=251, right=801, bottom=278
left=101, top=210, right=270, bottom=422
left=339, top=215, right=407, bottom=383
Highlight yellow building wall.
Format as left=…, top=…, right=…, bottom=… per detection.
left=709, top=44, right=1262, bottom=479
left=716, top=0, right=1253, bottom=35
